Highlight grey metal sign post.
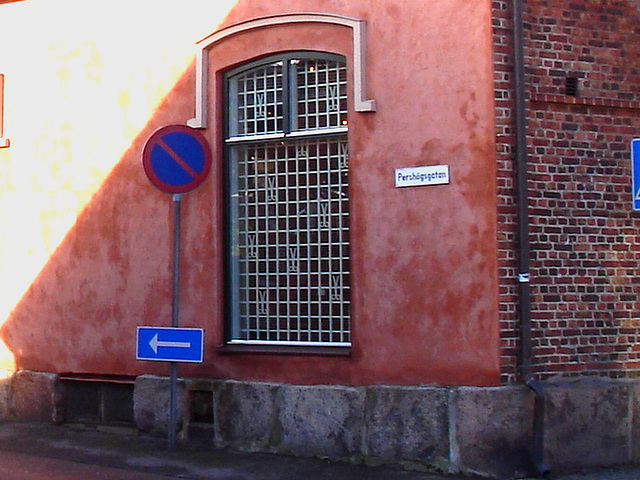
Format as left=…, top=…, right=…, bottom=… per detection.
left=140, top=124, right=212, bottom=451
left=168, top=192, right=181, bottom=450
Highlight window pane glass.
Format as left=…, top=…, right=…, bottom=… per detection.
left=229, top=137, right=350, bottom=345
left=226, top=54, right=350, bottom=347
left=294, top=58, right=348, bottom=131
left=232, top=61, right=284, bottom=137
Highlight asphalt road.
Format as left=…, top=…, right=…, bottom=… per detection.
left=0, top=449, right=175, bottom=480
left=0, top=423, right=638, bottom=480
left=0, top=423, right=478, bottom=480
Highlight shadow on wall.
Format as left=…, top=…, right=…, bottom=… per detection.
left=0, top=60, right=220, bottom=377
left=0, top=0, right=327, bottom=378
left=0, top=0, right=355, bottom=381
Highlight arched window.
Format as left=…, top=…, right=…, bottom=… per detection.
left=225, top=52, right=350, bottom=347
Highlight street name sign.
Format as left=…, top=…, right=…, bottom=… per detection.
left=142, top=124, right=212, bottom=194
left=395, top=164, right=450, bottom=188
left=137, top=326, right=204, bottom=363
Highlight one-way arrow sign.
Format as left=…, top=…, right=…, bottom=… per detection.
left=149, top=333, right=192, bottom=354
left=137, top=327, right=204, bottom=363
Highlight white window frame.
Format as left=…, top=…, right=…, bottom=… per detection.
left=188, top=13, right=376, bottom=129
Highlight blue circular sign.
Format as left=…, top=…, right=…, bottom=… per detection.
left=142, top=124, right=212, bottom=194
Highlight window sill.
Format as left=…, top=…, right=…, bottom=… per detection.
left=218, top=343, right=351, bottom=357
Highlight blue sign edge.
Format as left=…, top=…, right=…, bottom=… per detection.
left=136, top=326, right=204, bottom=363
left=633, top=139, right=640, bottom=211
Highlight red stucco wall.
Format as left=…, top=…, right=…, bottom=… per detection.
left=0, top=0, right=498, bottom=386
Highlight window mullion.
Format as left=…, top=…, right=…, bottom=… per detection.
left=284, top=57, right=295, bottom=135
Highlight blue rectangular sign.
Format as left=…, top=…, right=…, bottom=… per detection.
left=633, top=139, right=640, bottom=211
left=137, top=327, right=204, bottom=363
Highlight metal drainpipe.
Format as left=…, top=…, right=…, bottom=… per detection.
left=512, top=0, right=550, bottom=476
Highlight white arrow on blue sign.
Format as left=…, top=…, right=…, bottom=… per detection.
left=137, top=327, right=204, bottom=363
left=632, top=139, right=640, bottom=211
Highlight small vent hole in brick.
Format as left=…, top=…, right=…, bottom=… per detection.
left=565, top=76, right=579, bottom=96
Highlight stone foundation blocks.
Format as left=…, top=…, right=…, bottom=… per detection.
left=213, top=380, right=279, bottom=452
left=364, top=385, right=449, bottom=471
left=453, top=386, right=533, bottom=478
left=5, top=371, right=640, bottom=479
left=9, top=370, right=58, bottom=423
left=133, top=374, right=186, bottom=439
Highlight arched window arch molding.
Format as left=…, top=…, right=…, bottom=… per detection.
left=187, top=12, right=377, bottom=129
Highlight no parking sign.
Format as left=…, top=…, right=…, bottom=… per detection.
left=142, top=124, right=212, bottom=194
left=140, top=124, right=212, bottom=450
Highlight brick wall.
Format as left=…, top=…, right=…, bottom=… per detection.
left=494, top=0, right=640, bottom=383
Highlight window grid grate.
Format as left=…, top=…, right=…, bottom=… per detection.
left=233, top=138, right=350, bottom=344
left=226, top=53, right=350, bottom=347
left=295, top=58, right=348, bottom=131
left=235, top=62, right=284, bottom=137
left=230, top=57, right=347, bottom=139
